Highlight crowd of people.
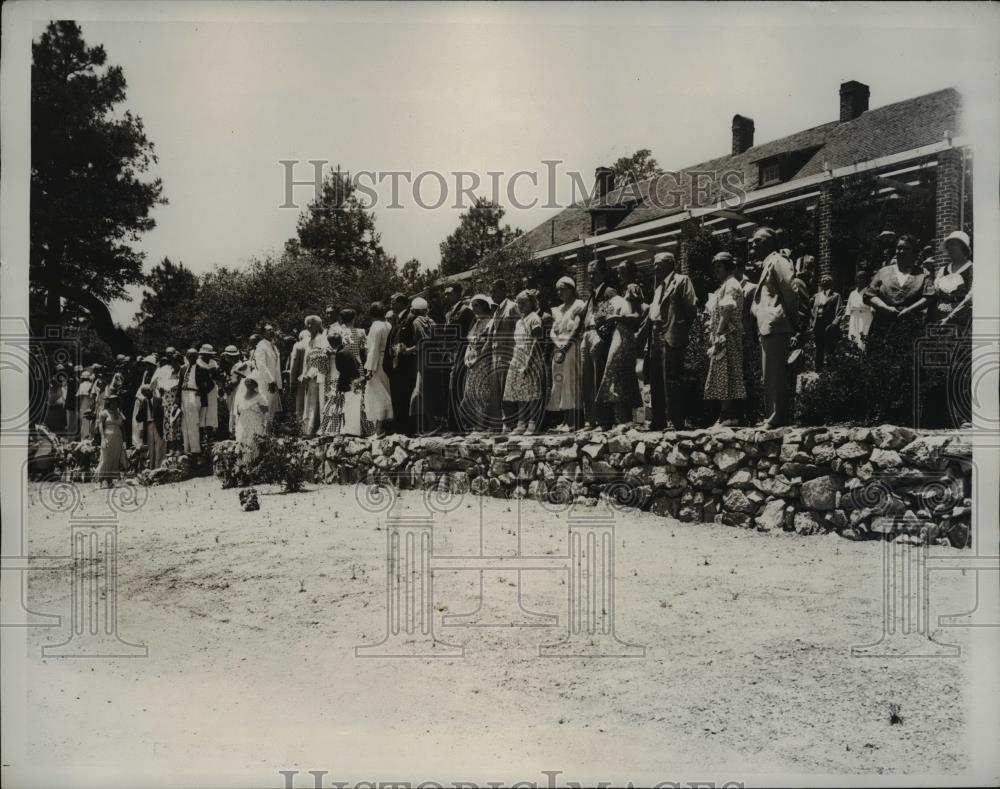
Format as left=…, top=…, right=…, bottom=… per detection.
left=42, top=224, right=973, bottom=484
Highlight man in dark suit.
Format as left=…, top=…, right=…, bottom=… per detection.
left=442, top=285, right=474, bottom=433
left=387, top=292, right=415, bottom=434
left=639, top=251, right=698, bottom=430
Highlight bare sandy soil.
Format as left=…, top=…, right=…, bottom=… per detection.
left=17, top=477, right=977, bottom=786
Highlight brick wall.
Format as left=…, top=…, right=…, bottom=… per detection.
left=934, top=148, right=963, bottom=267
left=817, top=184, right=833, bottom=278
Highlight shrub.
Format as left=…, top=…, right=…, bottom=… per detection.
left=795, top=318, right=940, bottom=427
left=253, top=434, right=307, bottom=492
left=213, top=435, right=307, bottom=493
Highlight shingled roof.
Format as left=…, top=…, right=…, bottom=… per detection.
left=519, top=86, right=961, bottom=257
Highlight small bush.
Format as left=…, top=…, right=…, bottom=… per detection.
left=253, top=434, right=307, bottom=492
left=795, top=319, right=941, bottom=427
left=213, top=435, right=307, bottom=493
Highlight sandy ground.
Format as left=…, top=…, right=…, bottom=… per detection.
left=13, top=477, right=979, bottom=786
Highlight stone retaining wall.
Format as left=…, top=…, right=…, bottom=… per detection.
left=229, top=425, right=975, bottom=548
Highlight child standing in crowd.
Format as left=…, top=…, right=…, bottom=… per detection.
left=134, top=384, right=166, bottom=470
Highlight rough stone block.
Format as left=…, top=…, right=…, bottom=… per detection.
left=800, top=474, right=842, bottom=510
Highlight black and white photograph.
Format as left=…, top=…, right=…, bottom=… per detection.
left=2, top=2, right=999, bottom=787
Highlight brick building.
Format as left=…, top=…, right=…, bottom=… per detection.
left=510, top=81, right=968, bottom=295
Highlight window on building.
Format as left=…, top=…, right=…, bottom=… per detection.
left=760, top=161, right=781, bottom=186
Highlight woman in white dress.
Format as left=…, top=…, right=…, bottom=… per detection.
left=846, top=270, right=874, bottom=349
left=364, top=301, right=393, bottom=436
left=233, top=375, right=269, bottom=461
left=77, top=370, right=95, bottom=440
left=546, top=276, right=585, bottom=431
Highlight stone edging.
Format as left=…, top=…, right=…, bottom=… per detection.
left=216, top=425, right=974, bottom=548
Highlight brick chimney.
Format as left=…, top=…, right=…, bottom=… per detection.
left=595, top=167, right=615, bottom=199
left=839, top=80, right=870, bottom=122
left=732, top=115, right=755, bottom=155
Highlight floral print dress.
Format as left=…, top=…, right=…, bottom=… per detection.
left=704, top=277, right=746, bottom=401
left=503, top=311, right=545, bottom=403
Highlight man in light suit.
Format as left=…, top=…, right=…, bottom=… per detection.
left=750, top=227, right=800, bottom=428
left=639, top=251, right=698, bottom=430
left=253, top=323, right=283, bottom=426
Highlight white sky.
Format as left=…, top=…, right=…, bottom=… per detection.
left=29, top=2, right=999, bottom=325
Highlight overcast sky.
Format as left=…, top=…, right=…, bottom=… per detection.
left=40, top=3, right=997, bottom=325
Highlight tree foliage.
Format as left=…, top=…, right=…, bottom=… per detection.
left=129, top=250, right=416, bottom=354
left=609, top=148, right=664, bottom=186
left=30, top=21, right=165, bottom=332
left=438, top=197, right=523, bottom=276
left=287, top=166, right=389, bottom=269
left=133, top=258, right=199, bottom=349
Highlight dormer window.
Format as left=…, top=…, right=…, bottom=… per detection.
left=760, top=161, right=782, bottom=186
